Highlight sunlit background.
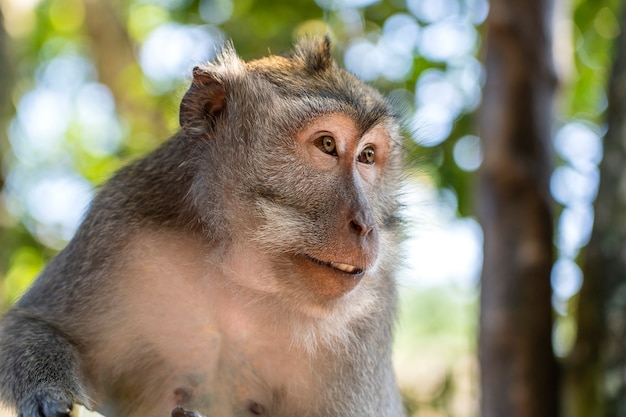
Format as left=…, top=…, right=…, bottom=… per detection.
left=0, top=0, right=616, bottom=415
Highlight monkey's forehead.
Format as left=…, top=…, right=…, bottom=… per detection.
left=249, top=66, right=395, bottom=129
left=202, top=39, right=401, bottom=134
left=217, top=39, right=391, bottom=112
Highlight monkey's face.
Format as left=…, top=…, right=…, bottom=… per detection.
left=245, top=111, right=400, bottom=305
left=288, top=113, right=387, bottom=296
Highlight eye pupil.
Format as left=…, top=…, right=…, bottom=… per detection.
left=358, top=146, right=375, bottom=164
left=324, top=137, right=335, bottom=152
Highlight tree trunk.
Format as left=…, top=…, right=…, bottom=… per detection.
left=81, top=0, right=167, bottom=139
left=566, top=4, right=626, bottom=417
left=478, top=1, right=559, bottom=417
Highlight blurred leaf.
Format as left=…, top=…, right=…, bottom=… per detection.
left=3, top=246, right=44, bottom=305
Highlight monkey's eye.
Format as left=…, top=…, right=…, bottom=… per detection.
left=357, top=145, right=376, bottom=165
left=315, top=135, right=338, bottom=156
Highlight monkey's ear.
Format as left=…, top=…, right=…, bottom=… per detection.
left=295, top=36, right=333, bottom=73
left=179, top=67, right=226, bottom=138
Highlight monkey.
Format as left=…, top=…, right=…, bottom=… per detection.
left=0, top=37, right=405, bottom=417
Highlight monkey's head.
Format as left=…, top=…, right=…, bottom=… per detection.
left=180, top=38, right=403, bottom=313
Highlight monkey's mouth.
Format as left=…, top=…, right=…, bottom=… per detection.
left=303, top=255, right=365, bottom=277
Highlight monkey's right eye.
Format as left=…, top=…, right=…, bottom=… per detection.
left=314, top=136, right=338, bottom=156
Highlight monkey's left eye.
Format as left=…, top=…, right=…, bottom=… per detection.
left=314, top=135, right=338, bottom=156
left=357, top=146, right=376, bottom=165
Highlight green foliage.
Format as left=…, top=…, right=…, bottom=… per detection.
left=395, top=287, right=478, bottom=417
left=3, top=246, right=44, bottom=306
left=564, top=0, right=621, bottom=120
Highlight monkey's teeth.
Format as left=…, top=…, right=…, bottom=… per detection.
left=303, top=254, right=364, bottom=276
left=330, top=262, right=358, bottom=273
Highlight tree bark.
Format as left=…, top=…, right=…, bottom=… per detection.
left=478, top=1, right=559, bottom=417
left=566, top=4, right=626, bottom=417
left=81, top=0, right=167, bottom=138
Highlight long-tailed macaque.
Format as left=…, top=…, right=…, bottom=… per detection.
left=0, top=38, right=405, bottom=417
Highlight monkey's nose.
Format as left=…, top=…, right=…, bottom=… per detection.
left=349, top=219, right=374, bottom=237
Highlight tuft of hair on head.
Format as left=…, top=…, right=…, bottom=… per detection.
left=292, top=36, right=333, bottom=74
left=213, top=41, right=246, bottom=74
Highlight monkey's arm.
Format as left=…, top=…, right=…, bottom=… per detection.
left=0, top=309, right=90, bottom=417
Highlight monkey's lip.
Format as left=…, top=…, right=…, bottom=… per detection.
left=303, top=254, right=365, bottom=277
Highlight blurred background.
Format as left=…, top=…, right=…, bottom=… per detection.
left=0, top=0, right=623, bottom=416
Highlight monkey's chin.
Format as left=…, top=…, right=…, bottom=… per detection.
left=294, top=254, right=366, bottom=299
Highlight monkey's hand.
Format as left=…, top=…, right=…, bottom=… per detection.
left=17, top=390, right=73, bottom=417
left=16, top=394, right=103, bottom=417
left=171, top=407, right=204, bottom=417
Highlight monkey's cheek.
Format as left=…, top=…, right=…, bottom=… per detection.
left=294, top=256, right=363, bottom=299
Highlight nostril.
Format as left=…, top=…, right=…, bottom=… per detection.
left=350, top=219, right=373, bottom=237
left=350, top=220, right=362, bottom=234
